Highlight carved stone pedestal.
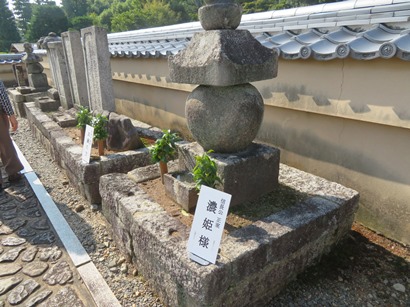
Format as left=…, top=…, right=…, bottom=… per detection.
left=177, top=142, right=280, bottom=206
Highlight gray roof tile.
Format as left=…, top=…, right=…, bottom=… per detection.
left=108, top=0, right=410, bottom=61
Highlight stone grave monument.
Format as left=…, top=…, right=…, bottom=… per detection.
left=169, top=0, right=280, bottom=206
left=22, top=42, right=49, bottom=92
left=61, top=30, right=89, bottom=108
left=99, top=1, right=359, bottom=306
left=81, top=26, right=115, bottom=112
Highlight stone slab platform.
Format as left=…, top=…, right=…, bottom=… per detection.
left=100, top=164, right=359, bottom=306
left=23, top=102, right=154, bottom=204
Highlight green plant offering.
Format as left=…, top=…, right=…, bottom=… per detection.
left=193, top=150, right=222, bottom=192
left=76, top=106, right=92, bottom=129
left=149, top=130, right=180, bottom=163
left=91, top=114, right=109, bottom=140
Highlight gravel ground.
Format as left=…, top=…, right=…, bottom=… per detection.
left=12, top=117, right=410, bottom=307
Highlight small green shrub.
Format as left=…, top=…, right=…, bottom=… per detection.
left=76, top=106, right=92, bottom=129
left=149, top=130, right=180, bottom=163
left=91, top=114, right=108, bottom=141
left=193, top=150, right=222, bottom=192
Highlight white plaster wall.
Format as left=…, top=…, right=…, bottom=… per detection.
left=110, top=56, right=410, bottom=245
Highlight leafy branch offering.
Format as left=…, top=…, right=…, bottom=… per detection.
left=76, top=106, right=92, bottom=129
left=193, top=150, right=222, bottom=192
left=149, top=130, right=180, bottom=163
left=91, top=114, right=109, bottom=141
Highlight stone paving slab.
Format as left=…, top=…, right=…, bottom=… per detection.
left=0, top=144, right=120, bottom=306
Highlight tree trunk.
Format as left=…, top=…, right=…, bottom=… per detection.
left=159, top=161, right=168, bottom=184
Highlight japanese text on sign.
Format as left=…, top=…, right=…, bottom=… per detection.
left=188, top=185, right=232, bottom=265
left=81, top=125, right=94, bottom=164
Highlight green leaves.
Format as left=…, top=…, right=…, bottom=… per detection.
left=91, top=114, right=108, bottom=141
left=192, top=150, right=221, bottom=192
left=76, top=106, right=92, bottom=129
left=149, top=129, right=180, bottom=163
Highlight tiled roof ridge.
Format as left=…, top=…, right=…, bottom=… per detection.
left=106, top=0, right=410, bottom=61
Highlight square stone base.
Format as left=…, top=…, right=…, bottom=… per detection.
left=100, top=164, right=359, bottom=307
left=28, top=73, right=49, bottom=91
left=34, top=97, right=61, bottom=112
left=177, top=142, right=280, bottom=206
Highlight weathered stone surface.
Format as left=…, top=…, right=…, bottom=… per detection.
left=0, top=219, right=26, bottom=235
left=52, top=112, right=77, bottom=128
left=34, top=97, right=60, bottom=112
left=23, top=262, right=49, bottom=277
left=31, top=232, right=55, bottom=245
left=107, top=112, right=144, bottom=151
left=0, top=247, right=26, bottom=262
left=18, top=199, right=37, bottom=209
left=186, top=84, right=264, bottom=153
left=1, top=209, right=17, bottom=220
left=23, top=208, right=42, bottom=218
left=38, top=287, right=84, bottom=307
left=0, top=247, right=3, bottom=254
left=24, top=289, right=52, bottom=307
left=7, top=279, right=40, bottom=305
left=0, top=263, right=22, bottom=277
left=21, top=246, right=39, bottom=262
left=199, top=3, right=242, bottom=30
left=43, top=261, right=73, bottom=285
left=163, top=172, right=198, bottom=212
left=81, top=26, right=115, bottom=111
left=101, top=164, right=359, bottom=306
left=47, top=41, right=73, bottom=109
left=178, top=142, right=280, bottom=206
left=169, top=30, right=277, bottom=86
left=0, top=202, right=17, bottom=211
left=31, top=219, right=50, bottom=230
left=39, top=246, right=62, bottom=262
left=27, top=73, right=48, bottom=91
left=8, top=89, right=26, bottom=103
left=48, top=88, right=60, bottom=100
left=61, top=30, right=89, bottom=108
left=1, top=237, right=26, bottom=246
left=0, top=276, right=22, bottom=295
left=16, top=227, right=36, bottom=237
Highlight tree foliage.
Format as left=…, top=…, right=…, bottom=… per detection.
left=62, top=0, right=88, bottom=18
left=10, top=0, right=343, bottom=41
left=111, top=0, right=181, bottom=32
left=26, top=4, right=69, bottom=42
left=12, top=0, right=32, bottom=34
left=0, top=0, right=21, bottom=52
left=69, top=15, right=94, bottom=30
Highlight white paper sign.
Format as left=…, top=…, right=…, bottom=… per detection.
left=188, top=185, right=232, bottom=265
left=81, top=125, right=94, bottom=164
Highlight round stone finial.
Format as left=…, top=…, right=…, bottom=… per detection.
left=199, top=2, right=242, bottom=30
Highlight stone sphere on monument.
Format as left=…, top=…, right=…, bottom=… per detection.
left=186, top=84, right=264, bottom=153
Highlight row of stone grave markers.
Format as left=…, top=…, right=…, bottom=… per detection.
left=44, top=26, right=115, bottom=112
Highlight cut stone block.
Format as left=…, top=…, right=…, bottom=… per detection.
left=177, top=142, right=280, bottom=206
left=24, top=102, right=155, bottom=204
left=34, top=97, right=60, bottom=112
left=28, top=73, right=49, bottom=92
left=52, top=112, right=77, bottom=128
left=100, top=164, right=359, bottom=307
left=163, top=172, right=198, bottom=212
left=169, top=30, right=278, bottom=86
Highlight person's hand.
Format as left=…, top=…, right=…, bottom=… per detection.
left=8, top=114, right=18, bottom=131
